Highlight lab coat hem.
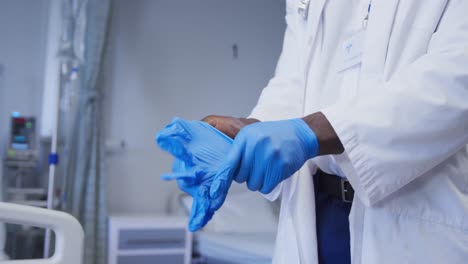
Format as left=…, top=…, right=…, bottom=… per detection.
left=261, top=182, right=283, bottom=202
left=385, top=202, right=468, bottom=234
left=247, top=111, right=266, bottom=122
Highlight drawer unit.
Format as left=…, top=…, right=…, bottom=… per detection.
left=117, top=254, right=185, bottom=264
left=118, top=228, right=186, bottom=250
left=109, top=215, right=192, bottom=264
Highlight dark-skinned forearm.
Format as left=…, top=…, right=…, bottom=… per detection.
left=302, top=112, right=344, bottom=155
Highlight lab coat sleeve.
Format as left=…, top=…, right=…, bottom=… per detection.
left=248, top=0, right=306, bottom=122
left=248, top=1, right=307, bottom=202
left=322, top=1, right=468, bottom=206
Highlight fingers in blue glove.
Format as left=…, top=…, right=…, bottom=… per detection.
left=157, top=120, right=193, bottom=164
left=161, top=165, right=207, bottom=183
left=188, top=185, right=214, bottom=232
left=156, top=118, right=233, bottom=168
left=208, top=168, right=233, bottom=211
left=208, top=140, right=246, bottom=211
left=161, top=171, right=196, bottom=181
left=209, top=155, right=237, bottom=199
left=246, top=160, right=265, bottom=191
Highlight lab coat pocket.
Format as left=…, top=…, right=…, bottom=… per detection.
left=382, top=0, right=447, bottom=80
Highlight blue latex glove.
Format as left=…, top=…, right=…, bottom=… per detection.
left=156, top=118, right=233, bottom=231
left=210, top=119, right=319, bottom=210
left=157, top=118, right=232, bottom=171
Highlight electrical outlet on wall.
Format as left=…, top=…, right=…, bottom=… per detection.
left=232, top=44, right=239, bottom=59
left=0, top=63, right=4, bottom=97
left=0, top=63, right=4, bottom=110
left=0, top=63, right=4, bottom=91
left=0, top=63, right=5, bottom=169
left=0, top=63, right=4, bottom=115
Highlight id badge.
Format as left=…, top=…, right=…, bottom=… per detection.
left=340, top=30, right=366, bottom=71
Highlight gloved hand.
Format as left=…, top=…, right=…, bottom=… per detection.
left=156, top=118, right=233, bottom=231
left=209, top=119, right=319, bottom=210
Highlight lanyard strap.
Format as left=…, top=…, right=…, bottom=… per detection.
left=363, top=0, right=372, bottom=29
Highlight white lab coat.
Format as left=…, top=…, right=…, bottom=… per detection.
left=249, top=0, right=468, bottom=263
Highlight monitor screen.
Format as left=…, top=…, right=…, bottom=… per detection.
left=10, top=117, right=35, bottom=150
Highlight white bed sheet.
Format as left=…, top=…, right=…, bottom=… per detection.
left=195, top=232, right=275, bottom=264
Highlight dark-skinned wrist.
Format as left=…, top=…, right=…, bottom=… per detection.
left=302, top=112, right=344, bottom=155
left=239, top=118, right=260, bottom=126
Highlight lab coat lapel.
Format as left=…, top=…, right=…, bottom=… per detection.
left=307, top=0, right=328, bottom=45
left=361, top=0, right=400, bottom=78
left=290, top=2, right=326, bottom=263
left=291, top=0, right=327, bottom=215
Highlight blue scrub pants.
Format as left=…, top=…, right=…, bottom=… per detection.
left=314, top=174, right=352, bottom=264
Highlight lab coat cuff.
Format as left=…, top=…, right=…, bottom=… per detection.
left=247, top=110, right=266, bottom=122
left=262, top=182, right=283, bottom=201
left=321, top=107, right=379, bottom=206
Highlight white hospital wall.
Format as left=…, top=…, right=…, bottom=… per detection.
left=0, top=1, right=50, bottom=186
left=102, top=0, right=286, bottom=214
left=0, top=0, right=50, bottom=256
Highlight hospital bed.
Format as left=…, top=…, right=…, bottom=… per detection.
left=0, top=202, right=83, bottom=264
left=195, top=231, right=274, bottom=264
left=180, top=190, right=277, bottom=264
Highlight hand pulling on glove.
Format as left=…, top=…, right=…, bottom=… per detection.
left=156, top=117, right=319, bottom=231
left=156, top=118, right=232, bottom=231
left=209, top=118, right=319, bottom=210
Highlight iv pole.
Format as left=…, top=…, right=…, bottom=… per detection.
left=42, top=0, right=63, bottom=258
left=43, top=0, right=85, bottom=257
